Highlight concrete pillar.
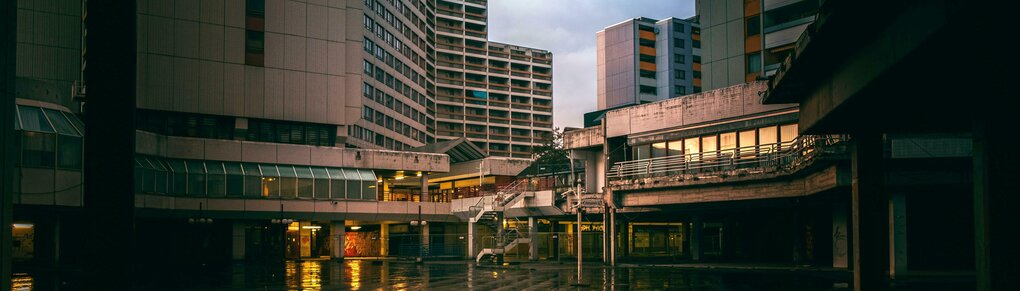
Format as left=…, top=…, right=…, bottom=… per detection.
left=890, top=193, right=907, bottom=277
left=691, top=215, right=703, bottom=261
left=331, top=221, right=345, bottom=260
left=421, top=222, right=430, bottom=256
left=380, top=223, right=389, bottom=256
left=833, top=202, right=849, bottom=268
left=973, top=120, right=1020, bottom=291
left=467, top=220, right=476, bottom=259
left=792, top=209, right=804, bottom=264
left=232, top=221, right=246, bottom=260
left=850, top=134, right=889, bottom=291
left=421, top=173, right=430, bottom=202
left=528, top=217, right=538, bottom=260
left=609, top=208, right=617, bottom=266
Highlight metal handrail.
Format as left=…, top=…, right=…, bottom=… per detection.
left=609, top=135, right=847, bottom=180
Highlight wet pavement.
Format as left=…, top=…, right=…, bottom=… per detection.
left=166, top=259, right=848, bottom=290
left=13, top=259, right=972, bottom=290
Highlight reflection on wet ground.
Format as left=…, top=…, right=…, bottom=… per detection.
left=13, top=260, right=973, bottom=290
left=228, top=260, right=848, bottom=290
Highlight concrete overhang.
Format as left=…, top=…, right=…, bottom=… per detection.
left=428, top=156, right=532, bottom=183
left=135, top=130, right=450, bottom=172
left=133, top=195, right=460, bottom=222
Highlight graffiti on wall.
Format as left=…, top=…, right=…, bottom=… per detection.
left=345, top=231, right=382, bottom=257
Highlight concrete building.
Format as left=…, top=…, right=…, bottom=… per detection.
left=764, top=0, right=1012, bottom=290
left=2, top=0, right=552, bottom=287
left=697, top=0, right=818, bottom=90
left=433, top=0, right=554, bottom=158
left=596, top=17, right=701, bottom=110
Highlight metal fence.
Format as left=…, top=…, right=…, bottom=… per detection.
left=609, top=135, right=848, bottom=181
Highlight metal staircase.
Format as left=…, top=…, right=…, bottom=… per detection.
left=470, top=180, right=532, bottom=264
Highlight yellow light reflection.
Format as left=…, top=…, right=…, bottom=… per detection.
left=301, top=261, right=322, bottom=290
left=349, top=260, right=362, bottom=290
left=12, top=273, right=32, bottom=291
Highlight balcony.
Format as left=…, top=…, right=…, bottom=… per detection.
left=608, top=135, right=849, bottom=186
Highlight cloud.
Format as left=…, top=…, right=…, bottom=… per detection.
left=487, top=0, right=696, bottom=128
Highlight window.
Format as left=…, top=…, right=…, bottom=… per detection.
left=738, top=130, right=756, bottom=157
left=693, top=71, right=702, bottom=78
left=674, top=38, right=684, bottom=48
left=363, top=60, right=374, bottom=74
left=22, top=132, right=55, bottom=168
left=702, top=135, right=718, bottom=157
left=675, top=54, right=685, bottom=64
left=246, top=119, right=337, bottom=146
left=684, top=137, right=700, bottom=161
left=639, top=70, right=656, bottom=79
left=633, top=144, right=650, bottom=160
left=246, top=0, right=265, bottom=16
left=693, top=55, right=701, bottom=63
left=676, top=86, right=686, bottom=95
left=364, top=38, right=374, bottom=53
left=676, top=70, right=686, bottom=80
left=667, top=140, right=683, bottom=156
left=674, top=23, right=684, bottom=33
left=363, top=83, right=373, bottom=98
left=651, top=142, right=667, bottom=158
left=780, top=123, right=799, bottom=143
left=747, top=53, right=762, bottom=73
left=639, top=85, right=657, bottom=95
left=759, top=126, right=778, bottom=151
left=746, top=15, right=761, bottom=36
left=245, top=30, right=265, bottom=66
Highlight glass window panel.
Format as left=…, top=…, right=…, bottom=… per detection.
left=739, top=130, right=756, bottom=157
left=44, top=109, right=79, bottom=136
left=343, top=169, right=362, bottom=199
left=780, top=123, right=799, bottom=143
left=667, top=140, right=683, bottom=156
left=150, top=158, right=169, bottom=194
left=684, top=138, right=700, bottom=161
left=17, top=106, right=54, bottom=133
left=56, top=136, right=82, bottom=169
left=298, top=178, right=314, bottom=198
left=14, top=106, right=21, bottom=131
left=168, top=160, right=188, bottom=195
left=135, top=157, right=155, bottom=193
left=702, top=135, right=718, bottom=158
left=260, top=164, right=281, bottom=197
left=62, top=111, right=85, bottom=135
left=278, top=165, right=298, bottom=178
left=311, top=168, right=330, bottom=199
left=759, top=126, right=778, bottom=153
left=651, top=142, right=667, bottom=158
left=633, top=144, right=650, bottom=160
left=186, top=161, right=207, bottom=196
left=327, top=168, right=346, bottom=199
left=225, top=163, right=244, bottom=197
left=360, top=170, right=377, bottom=200
left=295, top=167, right=313, bottom=178
left=22, top=132, right=55, bottom=168
left=242, top=163, right=262, bottom=197
left=206, top=162, right=226, bottom=196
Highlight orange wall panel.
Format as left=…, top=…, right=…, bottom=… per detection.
left=639, top=30, right=655, bottom=40
left=745, top=34, right=761, bottom=53
left=640, top=61, right=656, bottom=71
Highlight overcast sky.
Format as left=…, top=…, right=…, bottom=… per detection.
left=487, top=0, right=696, bottom=129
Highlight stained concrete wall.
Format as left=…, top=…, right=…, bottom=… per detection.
left=604, top=81, right=795, bottom=138
left=135, top=130, right=450, bottom=172
left=563, top=125, right=604, bottom=150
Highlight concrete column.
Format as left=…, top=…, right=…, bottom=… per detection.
left=467, top=220, right=476, bottom=259
left=691, top=215, right=703, bottom=261
left=850, top=134, right=889, bottom=291
left=331, top=221, right=345, bottom=260
left=421, top=223, right=430, bottom=255
left=792, top=209, right=804, bottom=264
left=973, top=120, right=1020, bottom=291
left=890, top=193, right=907, bottom=277
left=833, top=202, right=849, bottom=268
left=609, top=208, right=617, bottom=266
left=421, top=173, right=430, bottom=202
left=380, top=223, right=389, bottom=256
left=232, top=221, right=246, bottom=260
left=528, top=217, right=538, bottom=260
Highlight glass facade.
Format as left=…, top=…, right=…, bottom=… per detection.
left=14, top=105, right=84, bottom=170
left=134, top=156, right=378, bottom=200
left=629, top=123, right=799, bottom=161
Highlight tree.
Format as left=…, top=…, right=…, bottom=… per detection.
left=532, top=127, right=568, bottom=166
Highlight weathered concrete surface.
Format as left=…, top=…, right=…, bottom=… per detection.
left=428, top=156, right=532, bottom=182
left=563, top=125, right=604, bottom=150
left=617, top=165, right=844, bottom=207
left=604, top=82, right=796, bottom=138
left=136, top=130, right=450, bottom=172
